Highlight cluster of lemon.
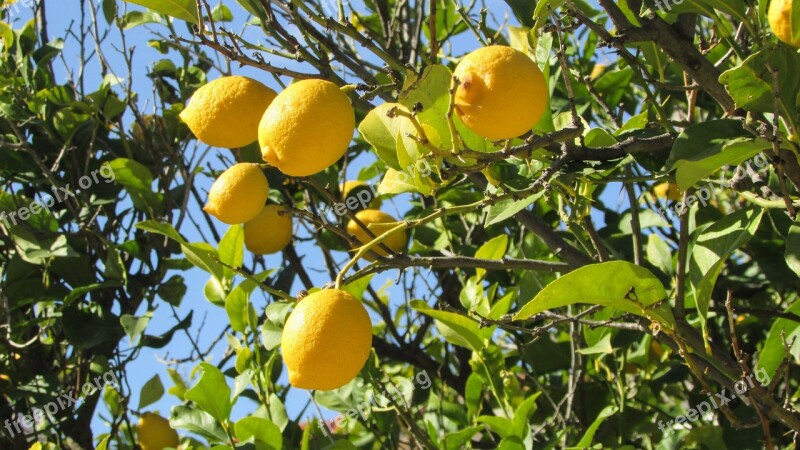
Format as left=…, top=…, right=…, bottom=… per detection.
left=172, top=45, right=549, bottom=393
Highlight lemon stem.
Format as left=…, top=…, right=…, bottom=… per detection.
left=335, top=222, right=408, bottom=289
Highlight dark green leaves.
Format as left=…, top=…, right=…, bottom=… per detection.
left=121, top=0, right=198, bottom=23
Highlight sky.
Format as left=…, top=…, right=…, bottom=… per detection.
left=5, top=0, right=634, bottom=443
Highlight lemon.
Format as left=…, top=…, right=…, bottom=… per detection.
left=204, top=163, right=269, bottom=224
left=244, top=204, right=293, bottom=254
left=180, top=76, right=277, bottom=149
left=453, top=45, right=549, bottom=140
left=769, top=0, right=800, bottom=47
left=281, top=289, right=372, bottom=390
left=590, top=64, right=606, bottom=80
left=137, top=412, right=179, bottom=450
left=341, top=180, right=381, bottom=208
left=653, top=182, right=682, bottom=201
left=346, top=209, right=407, bottom=261
left=259, top=79, right=355, bottom=177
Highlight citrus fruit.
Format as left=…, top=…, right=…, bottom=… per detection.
left=137, top=412, right=179, bottom=450
left=653, top=182, right=682, bottom=201
left=244, top=204, right=293, bottom=254
left=769, top=0, right=800, bottom=47
left=590, top=64, right=606, bottom=80
left=204, top=163, right=269, bottom=224
left=259, top=79, right=355, bottom=177
left=346, top=209, right=407, bottom=261
left=453, top=45, right=548, bottom=140
left=180, top=76, right=277, bottom=148
left=281, top=289, right=372, bottom=390
left=341, top=180, right=381, bottom=209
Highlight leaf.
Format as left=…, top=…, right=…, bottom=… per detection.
left=786, top=221, right=800, bottom=278
left=411, top=300, right=484, bottom=351
left=358, top=103, right=403, bottom=170
left=511, top=393, right=540, bottom=437
left=377, top=168, right=417, bottom=195
left=484, top=190, right=545, bottom=227
left=120, top=313, right=151, bottom=345
left=122, top=0, right=198, bottom=23
left=476, top=415, right=514, bottom=438
left=690, top=207, right=764, bottom=320
left=673, top=138, right=771, bottom=191
left=170, top=405, right=229, bottom=441
left=574, top=405, right=617, bottom=447
left=576, top=333, right=614, bottom=355
left=184, top=362, right=232, bottom=424
left=398, top=64, right=454, bottom=152
left=218, top=224, right=244, bottom=280
left=225, top=286, right=253, bottom=333
left=474, top=235, right=508, bottom=279
left=719, top=46, right=800, bottom=113
left=646, top=234, right=674, bottom=276
left=513, top=261, right=674, bottom=327
left=136, top=220, right=186, bottom=244
left=755, top=300, right=800, bottom=380
left=138, top=374, right=165, bottom=409
left=235, top=417, right=282, bottom=449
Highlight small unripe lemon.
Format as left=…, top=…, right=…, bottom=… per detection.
left=769, top=0, right=800, bottom=47
left=346, top=209, right=407, bottom=261
left=180, top=76, right=277, bottom=148
left=454, top=45, right=549, bottom=140
left=259, top=79, right=355, bottom=177
left=341, top=180, right=381, bottom=209
left=137, top=412, right=179, bottom=450
left=653, top=182, right=682, bottom=201
left=281, top=289, right=372, bottom=390
left=244, top=204, right=293, bottom=254
left=204, top=163, right=269, bottom=224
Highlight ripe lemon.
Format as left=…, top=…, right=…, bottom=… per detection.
left=653, top=182, right=683, bottom=201
left=346, top=209, right=407, bottom=261
left=180, top=76, right=277, bottom=149
left=341, top=180, right=381, bottom=209
left=244, top=204, right=293, bottom=254
left=204, top=163, right=269, bottom=224
left=137, top=412, right=179, bottom=450
left=453, top=45, right=548, bottom=140
left=769, top=0, right=800, bottom=47
left=281, top=289, right=372, bottom=390
left=259, top=79, right=355, bottom=177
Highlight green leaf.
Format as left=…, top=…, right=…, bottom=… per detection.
left=109, top=158, right=163, bottom=210
left=476, top=415, right=514, bottom=438
left=574, top=405, right=617, bottom=447
left=513, top=261, right=674, bottom=327
left=755, top=300, right=800, bottom=380
left=646, top=234, right=674, bottom=276
left=398, top=64, right=454, bottom=151
left=138, top=374, right=165, bottom=409
left=511, top=393, right=540, bottom=437
left=377, top=167, right=417, bottom=195
left=411, top=300, right=484, bottom=351
left=210, top=3, right=233, bottom=22
left=576, top=333, right=615, bottom=355
left=719, top=46, right=800, bottom=113
left=690, top=208, right=764, bottom=320
left=503, top=0, right=536, bottom=26
left=358, top=103, right=403, bottom=170
left=235, top=417, right=282, bottom=449
left=122, top=0, right=198, bottom=23
left=673, top=138, right=771, bottom=191
left=219, top=224, right=244, bottom=280
left=120, top=312, right=151, bottom=345
left=184, top=362, right=232, bottom=424
left=170, top=405, right=228, bottom=441
left=474, top=235, right=508, bottom=279
left=136, top=220, right=186, bottom=243
left=786, top=221, right=800, bottom=278
left=666, top=120, right=749, bottom=185
left=225, top=286, right=252, bottom=333
left=485, top=187, right=545, bottom=227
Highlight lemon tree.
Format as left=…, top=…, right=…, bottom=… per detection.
left=3, top=0, right=800, bottom=449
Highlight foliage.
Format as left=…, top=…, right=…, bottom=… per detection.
left=1, top=0, right=800, bottom=449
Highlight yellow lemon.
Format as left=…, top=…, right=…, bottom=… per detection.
left=346, top=209, right=407, bottom=261
left=653, top=182, right=683, bottom=201
left=244, top=204, right=293, bottom=254
left=180, top=76, right=277, bottom=148
left=259, top=79, right=355, bottom=177
left=454, top=45, right=549, bottom=140
left=769, top=0, right=800, bottom=47
left=341, top=180, right=381, bottom=209
left=204, top=163, right=269, bottom=224
left=137, top=413, right=179, bottom=450
left=281, top=289, right=372, bottom=390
